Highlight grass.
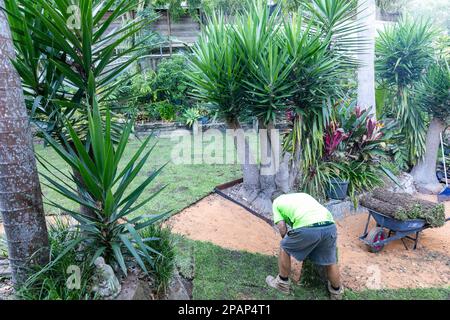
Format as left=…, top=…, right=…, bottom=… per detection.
left=35, top=136, right=241, bottom=218
left=175, top=236, right=450, bottom=300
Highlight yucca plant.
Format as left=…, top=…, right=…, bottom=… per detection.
left=38, top=94, right=169, bottom=275
left=187, top=11, right=246, bottom=127
left=376, top=17, right=436, bottom=166
left=187, top=0, right=366, bottom=204
left=4, top=0, right=158, bottom=140
left=235, top=2, right=296, bottom=125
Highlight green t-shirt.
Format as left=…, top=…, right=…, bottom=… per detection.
left=272, top=193, right=334, bottom=229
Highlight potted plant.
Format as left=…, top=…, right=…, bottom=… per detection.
left=321, top=103, right=392, bottom=201
left=326, top=169, right=350, bottom=201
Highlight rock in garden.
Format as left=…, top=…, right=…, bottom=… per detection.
left=387, top=173, right=416, bottom=194
left=167, top=271, right=190, bottom=300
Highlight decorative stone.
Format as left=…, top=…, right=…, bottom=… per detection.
left=115, top=272, right=153, bottom=300
left=326, top=200, right=368, bottom=221
left=387, top=172, right=416, bottom=194
left=91, top=257, right=121, bottom=300
left=166, top=271, right=190, bottom=300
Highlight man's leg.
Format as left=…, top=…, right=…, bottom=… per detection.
left=326, top=263, right=344, bottom=300
left=266, top=247, right=291, bottom=294
left=278, top=247, right=291, bottom=278
left=326, top=264, right=341, bottom=289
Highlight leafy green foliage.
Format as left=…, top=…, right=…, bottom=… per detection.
left=139, top=225, right=175, bottom=295
left=4, top=0, right=157, bottom=141
left=154, top=55, right=192, bottom=105
left=376, top=18, right=436, bottom=88
left=234, top=1, right=297, bottom=125
left=17, top=219, right=95, bottom=300
left=376, top=17, right=437, bottom=165
left=304, top=101, right=394, bottom=201
left=111, top=55, right=191, bottom=122
left=154, top=101, right=177, bottom=121
left=183, top=107, right=201, bottom=127
left=38, top=99, right=169, bottom=275
left=414, top=57, right=450, bottom=121
left=187, top=11, right=246, bottom=125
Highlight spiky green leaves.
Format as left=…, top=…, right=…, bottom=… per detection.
left=38, top=100, right=169, bottom=275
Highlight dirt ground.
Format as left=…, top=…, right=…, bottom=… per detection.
left=167, top=193, right=450, bottom=291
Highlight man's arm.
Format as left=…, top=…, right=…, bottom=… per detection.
left=277, top=220, right=288, bottom=238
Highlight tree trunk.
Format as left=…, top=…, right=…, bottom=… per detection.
left=357, top=0, right=376, bottom=116
left=411, top=118, right=446, bottom=194
left=252, top=121, right=278, bottom=217
left=229, top=119, right=260, bottom=203
left=0, top=2, right=49, bottom=286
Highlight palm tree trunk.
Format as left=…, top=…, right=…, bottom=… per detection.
left=0, top=0, right=49, bottom=286
left=411, top=117, right=446, bottom=194
left=357, top=0, right=376, bottom=116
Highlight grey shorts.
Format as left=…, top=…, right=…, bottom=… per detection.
left=281, top=224, right=337, bottom=265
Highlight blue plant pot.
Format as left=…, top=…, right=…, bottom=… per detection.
left=326, top=178, right=349, bottom=200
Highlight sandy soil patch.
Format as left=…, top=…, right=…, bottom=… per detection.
left=167, top=193, right=450, bottom=291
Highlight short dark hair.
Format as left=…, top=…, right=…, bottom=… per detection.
left=271, top=190, right=285, bottom=202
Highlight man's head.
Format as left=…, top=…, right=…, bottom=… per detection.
left=271, top=190, right=286, bottom=203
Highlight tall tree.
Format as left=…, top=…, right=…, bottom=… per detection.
left=357, top=0, right=376, bottom=115
left=0, top=0, right=49, bottom=286
left=376, top=18, right=435, bottom=167
left=188, top=0, right=365, bottom=213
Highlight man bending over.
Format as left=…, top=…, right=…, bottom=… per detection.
left=266, top=193, right=344, bottom=300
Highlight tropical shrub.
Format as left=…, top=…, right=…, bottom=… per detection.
left=111, top=56, right=192, bottom=122
left=38, top=99, right=169, bottom=275
left=154, top=55, right=193, bottom=106
left=154, top=101, right=177, bottom=122
left=311, top=102, right=395, bottom=201
left=376, top=17, right=436, bottom=166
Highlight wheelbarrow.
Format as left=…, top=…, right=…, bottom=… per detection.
left=359, top=209, right=450, bottom=253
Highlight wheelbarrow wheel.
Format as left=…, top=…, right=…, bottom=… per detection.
left=366, top=227, right=386, bottom=253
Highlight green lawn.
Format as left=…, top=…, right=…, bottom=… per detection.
left=34, top=137, right=450, bottom=300
left=35, top=137, right=241, bottom=217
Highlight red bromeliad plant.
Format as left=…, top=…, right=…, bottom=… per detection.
left=325, top=102, right=389, bottom=163
left=321, top=101, right=395, bottom=201
left=324, top=121, right=349, bottom=158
